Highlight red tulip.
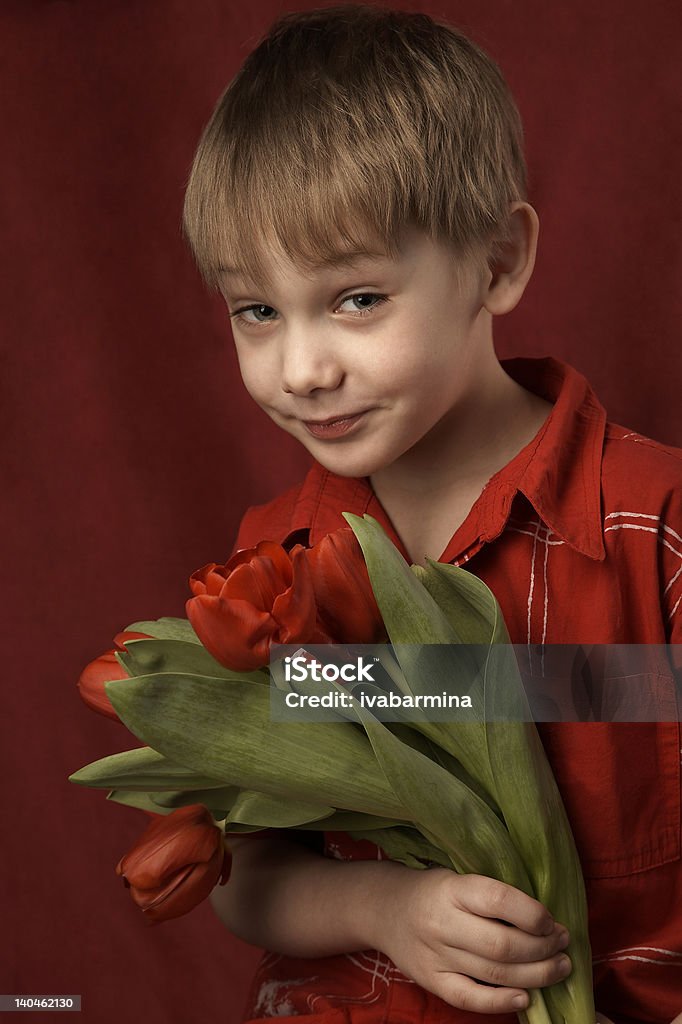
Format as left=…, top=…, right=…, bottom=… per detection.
left=186, top=540, right=329, bottom=671
left=304, top=528, right=387, bottom=644
left=115, top=804, right=231, bottom=925
left=77, top=630, right=150, bottom=721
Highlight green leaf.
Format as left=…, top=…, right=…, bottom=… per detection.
left=116, top=637, right=269, bottom=685
left=342, top=514, right=498, bottom=797
left=225, top=790, right=334, bottom=828
left=350, top=696, right=531, bottom=890
left=295, top=811, right=407, bottom=831
left=106, top=789, right=166, bottom=814
left=124, top=616, right=201, bottom=644
left=105, top=673, right=404, bottom=819
left=348, top=825, right=452, bottom=870
left=414, top=559, right=510, bottom=646
left=224, top=823, right=273, bottom=834
left=150, top=786, right=240, bottom=814
left=107, top=785, right=240, bottom=818
left=481, top=645, right=594, bottom=1022
left=342, top=513, right=460, bottom=644
left=68, top=746, right=229, bottom=790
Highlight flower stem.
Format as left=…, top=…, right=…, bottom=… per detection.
left=517, top=989, right=556, bottom=1024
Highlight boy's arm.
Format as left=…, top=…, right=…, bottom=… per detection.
left=210, top=832, right=406, bottom=957
left=211, top=833, right=573, bottom=1015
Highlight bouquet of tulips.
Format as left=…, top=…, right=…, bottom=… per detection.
left=71, top=514, right=595, bottom=1024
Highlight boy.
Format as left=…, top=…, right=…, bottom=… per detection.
left=182, top=5, right=682, bottom=1022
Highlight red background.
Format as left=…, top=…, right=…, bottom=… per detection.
left=2, top=1, right=680, bottom=1021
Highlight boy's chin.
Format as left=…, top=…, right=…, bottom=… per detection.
left=298, top=440, right=384, bottom=479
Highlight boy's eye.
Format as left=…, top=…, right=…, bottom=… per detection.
left=230, top=304, right=278, bottom=324
left=229, top=292, right=387, bottom=327
left=337, top=293, right=386, bottom=315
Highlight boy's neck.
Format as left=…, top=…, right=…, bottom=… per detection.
left=368, top=352, right=552, bottom=562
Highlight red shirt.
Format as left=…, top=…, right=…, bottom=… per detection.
left=232, top=358, right=682, bottom=1024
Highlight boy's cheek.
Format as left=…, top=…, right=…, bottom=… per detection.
left=234, top=357, right=274, bottom=406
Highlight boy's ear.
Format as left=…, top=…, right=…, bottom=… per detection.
left=482, top=202, right=539, bottom=315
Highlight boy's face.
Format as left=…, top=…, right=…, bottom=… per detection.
left=218, top=225, right=489, bottom=480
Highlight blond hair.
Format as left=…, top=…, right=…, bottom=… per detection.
left=183, top=4, right=527, bottom=291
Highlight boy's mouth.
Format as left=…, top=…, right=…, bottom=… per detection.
left=301, top=410, right=369, bottom=439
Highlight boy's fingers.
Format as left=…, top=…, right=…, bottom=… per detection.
left=435, top=972, right=529, bottom=1014
left=454, top=875, right=558, bottom=936
left=445, top=913, right=569, bottom=964
left=443, top=948, right=572, bottom=991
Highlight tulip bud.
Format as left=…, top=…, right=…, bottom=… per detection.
left=303, top=528, right=387, bottom=643
left=77, top=631, right=150, bottom=721
left=186, top=541, right=329, bottom=670
left=115, top=804, right=231, bottom=925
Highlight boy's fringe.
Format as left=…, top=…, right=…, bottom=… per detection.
left=182, top=4, right=527, bottom=291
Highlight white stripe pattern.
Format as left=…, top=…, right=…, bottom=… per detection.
left=605, top=512, right=682, bottom=549
left=542, top=526, right=550, bottom=647
left=508, top=527, right=565, bottom=545
left=594, top=953, right=682, bottom=966
left=618, top=432, right=650, bottom=444
left=306, top=952, right=416, bottom=1013
left=664, top=564, right=682, bottom=596
left=501, top=507, right=682, bottom=645
left=593, top=945, right=682, bottom=963
left=603, top=512, right=682, bottom=623
left=593, top=943, right=682, bottom=967
left=527, top=518, right=542, bottom=647
left=520, top=518, right=555, bottom=653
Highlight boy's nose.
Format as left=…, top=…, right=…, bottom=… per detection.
left=280, top=329, right=344, bottom=396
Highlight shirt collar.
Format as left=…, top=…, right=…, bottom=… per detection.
left=287, top=357, right=607, bottom=562
left=497, top=356, right=606, bottom=559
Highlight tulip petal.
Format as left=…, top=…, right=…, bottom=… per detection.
left=305, top=528, right=385, bottom=643
left=272, top=548, right=318, bottom=642
left=77, top=649, right=128, bottom=720
left=129, top=863, right=195, bottom=909
left=224, top=557, right=283, bottom=610
left=119, top=821, right=220, bottom=889
left=116, top=803, right=212, bottom=855
left=226, top=541, right=293, bottom=582
left=185, top=594, right=274, bottom=671
left=186, top=541, right=310, bottom=672
left=188, top=563, right=229, bottom=598
left=136, top=851, right=225, bottom=923
left=116, top=805, right=222, bottom=890
left=113, top=630, right=152, bottom=649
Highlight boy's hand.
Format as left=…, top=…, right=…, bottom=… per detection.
left=373, top=867, right=571, bottom=1014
